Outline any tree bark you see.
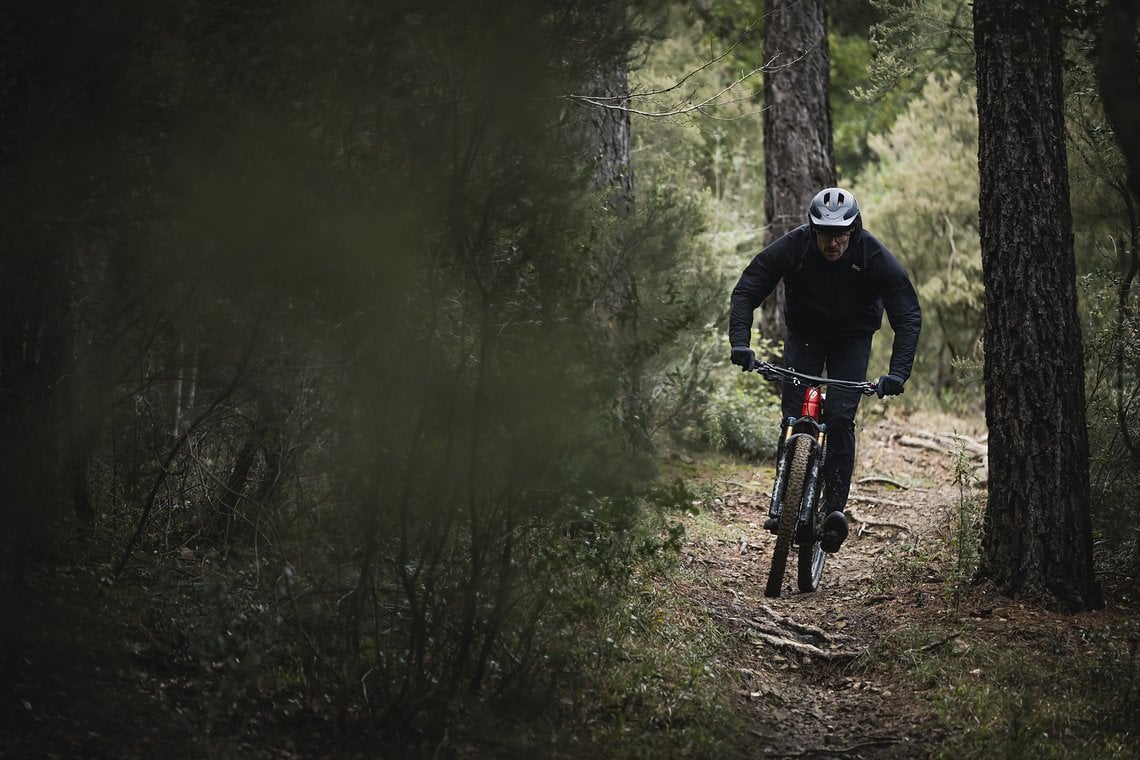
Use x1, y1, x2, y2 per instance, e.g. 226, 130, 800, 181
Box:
580, 56, 650, 441
974, 0, 1102, 610
585, 64, 635, 212
759, 0, 835, 343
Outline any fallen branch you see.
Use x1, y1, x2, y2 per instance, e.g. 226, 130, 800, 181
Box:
846, 507, 911, 533
899, 431, 987, 458
906, 633, 961, 654
856, 476, 911, 489
846, 494, 911, 510
898, 435, 955, 455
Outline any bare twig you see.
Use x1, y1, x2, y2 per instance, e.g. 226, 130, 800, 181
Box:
565, 24, 819, 119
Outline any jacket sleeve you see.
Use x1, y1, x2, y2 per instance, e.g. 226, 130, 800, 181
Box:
728, 242, 790, 347
877, 252, 922, 381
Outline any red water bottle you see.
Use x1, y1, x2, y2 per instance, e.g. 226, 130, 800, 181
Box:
801, 387, 822, 420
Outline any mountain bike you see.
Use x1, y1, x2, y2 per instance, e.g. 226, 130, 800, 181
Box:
751, 361, 877, 598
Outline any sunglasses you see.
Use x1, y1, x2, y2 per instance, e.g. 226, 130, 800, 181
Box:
815, 229, 852, 242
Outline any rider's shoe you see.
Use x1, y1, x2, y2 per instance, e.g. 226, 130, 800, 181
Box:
763, 516, 779, 532
821, 510, 849, 553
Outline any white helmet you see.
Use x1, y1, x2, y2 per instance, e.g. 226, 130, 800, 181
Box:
808, 187, 860, 232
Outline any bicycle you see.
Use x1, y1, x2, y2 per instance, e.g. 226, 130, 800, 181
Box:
751, 361, 878, 598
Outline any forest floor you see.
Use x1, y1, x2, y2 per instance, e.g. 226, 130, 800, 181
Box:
3, 409, 1138, 759
661, 407, 1140, 759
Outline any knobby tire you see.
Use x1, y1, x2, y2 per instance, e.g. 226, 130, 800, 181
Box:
797, 519, 825, 592
766, 435, 812, 598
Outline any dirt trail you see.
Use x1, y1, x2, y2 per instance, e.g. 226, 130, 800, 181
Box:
679, 411, 987, 758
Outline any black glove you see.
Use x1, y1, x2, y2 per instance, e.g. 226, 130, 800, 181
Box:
876, 374, 905, 398
730, 345, 756, 372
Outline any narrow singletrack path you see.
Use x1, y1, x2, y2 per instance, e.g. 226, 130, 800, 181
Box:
676, 410, 986, 758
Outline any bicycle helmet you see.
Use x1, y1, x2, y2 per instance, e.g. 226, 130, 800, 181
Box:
808, 187, 860, 232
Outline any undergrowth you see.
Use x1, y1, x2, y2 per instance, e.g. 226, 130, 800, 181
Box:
864, 611, 1140, 759
864, 450, 1140, 760
554, 566, 752, 759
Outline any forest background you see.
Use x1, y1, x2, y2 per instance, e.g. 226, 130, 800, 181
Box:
0, 0, 1137, 757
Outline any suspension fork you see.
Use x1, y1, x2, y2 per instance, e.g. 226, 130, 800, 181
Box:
797, 427, 827, 542
769, 421, 829, 537
767, 418, 796, 519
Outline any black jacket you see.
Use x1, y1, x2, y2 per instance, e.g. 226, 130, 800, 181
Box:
729, 224, 922, 380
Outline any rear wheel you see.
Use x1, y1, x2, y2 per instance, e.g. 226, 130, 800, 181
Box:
765, 436, 812, 598
797, 479, 827, 592
797, 531, 825, 592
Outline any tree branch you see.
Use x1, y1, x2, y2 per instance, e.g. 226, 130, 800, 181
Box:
564, 16, 818, 119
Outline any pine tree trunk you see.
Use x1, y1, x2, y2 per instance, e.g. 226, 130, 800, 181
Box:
581, 59, 649, 441
760, 0, 835, 343
974, 0, 1102, 610
585, 64, 634, 212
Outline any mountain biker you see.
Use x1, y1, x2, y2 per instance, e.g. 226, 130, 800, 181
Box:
728, 187, 921, 553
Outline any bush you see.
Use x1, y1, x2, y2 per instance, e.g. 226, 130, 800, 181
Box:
702, 350, 782, 460
1080, 269, 1140, 569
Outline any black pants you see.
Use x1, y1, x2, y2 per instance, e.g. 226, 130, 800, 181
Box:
781, 332, 874, 515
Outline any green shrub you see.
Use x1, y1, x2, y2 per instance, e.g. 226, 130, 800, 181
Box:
1080, 269, 1140, 569
703, 355, 781, 460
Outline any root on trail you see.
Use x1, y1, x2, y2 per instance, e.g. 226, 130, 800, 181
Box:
713, 606, 863, 663
845, 506, 912, 534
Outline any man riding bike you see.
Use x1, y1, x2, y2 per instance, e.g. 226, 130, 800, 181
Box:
728, 187, 922, 553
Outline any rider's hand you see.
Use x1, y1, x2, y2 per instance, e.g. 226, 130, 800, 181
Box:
730, 345, 756, 372
876, 374, 905, 398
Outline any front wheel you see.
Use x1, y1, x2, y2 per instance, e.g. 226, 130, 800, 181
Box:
765, 435, 812, 598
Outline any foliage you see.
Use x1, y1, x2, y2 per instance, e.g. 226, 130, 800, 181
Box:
1081, 268, 1140, 566
628, 2, 788, 457
852, 71, 982, 394
552, 563, 753, 759
948, 441, 982, 608
0, 0, 727, 750
857, 0, 975, 102
630, 2, 767, 257
830, 30, 911, 179
1063, 21, 1140, 568
867, 616, 1140, 760
702, 352, 783, 460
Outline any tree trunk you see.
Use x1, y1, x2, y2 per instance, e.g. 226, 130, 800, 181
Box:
581, 58, 650, 441
212, 435, 260, 539
974, 0, 1102, 610
585, 64, 634, 213
1097, 0, 1140, 200
760, 0, 835, 343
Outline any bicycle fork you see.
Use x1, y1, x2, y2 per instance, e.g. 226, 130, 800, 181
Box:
767, 419, 828, 544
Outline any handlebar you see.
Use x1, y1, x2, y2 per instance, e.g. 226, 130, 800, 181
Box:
750, 361, 878, 396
